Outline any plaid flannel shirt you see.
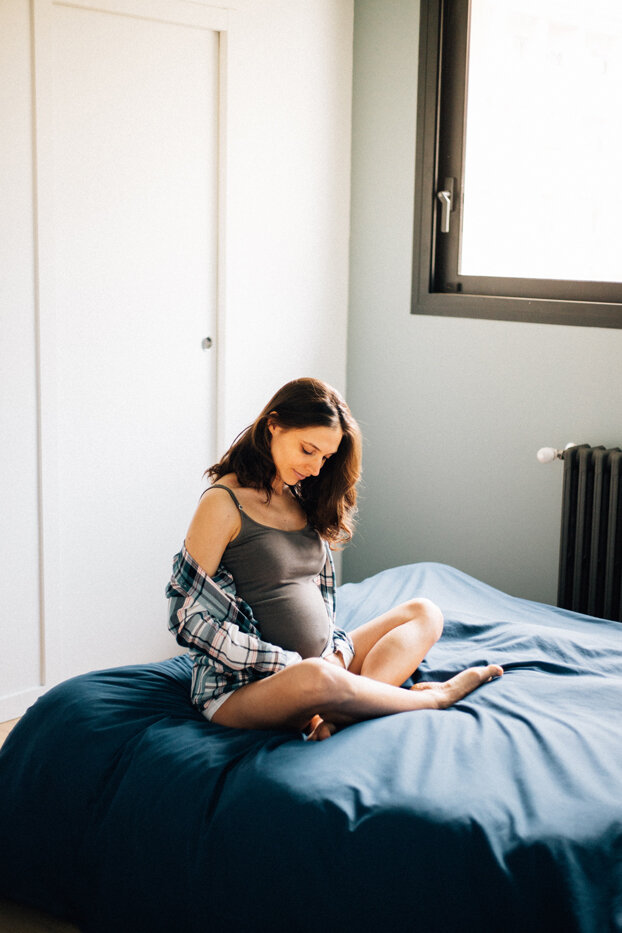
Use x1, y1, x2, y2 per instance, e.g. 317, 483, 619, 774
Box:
166, 542, 355, 711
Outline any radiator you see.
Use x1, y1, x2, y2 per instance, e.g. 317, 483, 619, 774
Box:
558, 444, 622, 622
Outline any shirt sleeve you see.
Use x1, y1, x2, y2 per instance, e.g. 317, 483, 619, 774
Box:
317, 541, 336, 623
331, 627, 355, 670
167, 548, 302, 677
316, 542, 355, 669
174, 594, 302, 675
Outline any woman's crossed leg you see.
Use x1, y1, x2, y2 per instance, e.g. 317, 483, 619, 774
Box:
211, 598, 503, 739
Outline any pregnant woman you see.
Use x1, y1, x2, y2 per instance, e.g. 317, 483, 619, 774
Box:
167, 377, 502, 740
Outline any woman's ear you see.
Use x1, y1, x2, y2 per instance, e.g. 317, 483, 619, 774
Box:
267, 412, 279, 436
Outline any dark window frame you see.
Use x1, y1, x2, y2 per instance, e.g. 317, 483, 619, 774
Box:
412, 0, 622, 329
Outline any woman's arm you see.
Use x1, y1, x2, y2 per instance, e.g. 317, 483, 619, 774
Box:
171, 573, 302, 674
167, 488, 303, 677
184, 486, 240, 576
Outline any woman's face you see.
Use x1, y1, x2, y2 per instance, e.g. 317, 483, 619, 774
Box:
268, 422, 343, 487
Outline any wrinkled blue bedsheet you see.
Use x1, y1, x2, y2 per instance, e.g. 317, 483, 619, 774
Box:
1, 563, 621, 933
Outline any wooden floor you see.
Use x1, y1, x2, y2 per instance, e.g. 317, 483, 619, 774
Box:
0, 899, 81, 933
0, 720, 81, 933
0, 719, 19, 749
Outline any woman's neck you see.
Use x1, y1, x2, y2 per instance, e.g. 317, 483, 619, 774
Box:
270, 476, 289, 497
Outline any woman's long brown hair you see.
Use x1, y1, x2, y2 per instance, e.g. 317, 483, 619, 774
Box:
206, 378, 362, 545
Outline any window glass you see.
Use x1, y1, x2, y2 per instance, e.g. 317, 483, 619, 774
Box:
460, 0, 622, 283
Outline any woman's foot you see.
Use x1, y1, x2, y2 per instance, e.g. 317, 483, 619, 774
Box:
411, 664, 503, 709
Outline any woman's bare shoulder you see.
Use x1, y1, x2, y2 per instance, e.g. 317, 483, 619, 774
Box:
208, 472, 240, 490
211, 474, 270, 509
192, 480, 243, 527
185, 479, 242, 575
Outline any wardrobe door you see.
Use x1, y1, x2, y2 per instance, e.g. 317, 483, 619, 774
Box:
34, 0, 223, 682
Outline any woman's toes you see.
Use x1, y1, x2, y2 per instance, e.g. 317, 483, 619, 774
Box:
438, 665, 503, 706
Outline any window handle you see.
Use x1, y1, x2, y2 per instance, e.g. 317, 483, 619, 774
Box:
436, 189, 452, 233
436, 177, 455, 234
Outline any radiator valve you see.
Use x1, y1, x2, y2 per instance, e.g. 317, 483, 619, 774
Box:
537, 443, 577, 463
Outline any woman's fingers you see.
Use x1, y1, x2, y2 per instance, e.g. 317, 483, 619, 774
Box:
306, 717, 338, 741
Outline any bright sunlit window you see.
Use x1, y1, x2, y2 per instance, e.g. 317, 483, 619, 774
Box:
412, 0, 622, 327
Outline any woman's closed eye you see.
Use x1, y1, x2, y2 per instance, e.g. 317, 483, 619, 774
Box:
303, 447, 327, 461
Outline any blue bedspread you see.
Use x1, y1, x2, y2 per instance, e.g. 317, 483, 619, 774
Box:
1, 563, 621, 933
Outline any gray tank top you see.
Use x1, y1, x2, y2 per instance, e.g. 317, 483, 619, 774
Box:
210, 485, 330, 658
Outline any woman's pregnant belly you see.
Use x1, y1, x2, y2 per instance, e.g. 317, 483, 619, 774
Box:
251, 581, 330, 658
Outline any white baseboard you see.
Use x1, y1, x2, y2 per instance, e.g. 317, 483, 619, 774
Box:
0, 686, 47, 723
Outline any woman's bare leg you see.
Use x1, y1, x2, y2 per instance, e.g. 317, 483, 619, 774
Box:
348, 598, 444, 685
211, 656, 503, 733
303, 598, 444, 739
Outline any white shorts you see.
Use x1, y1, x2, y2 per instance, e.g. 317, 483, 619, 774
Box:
200, 687, 238, 722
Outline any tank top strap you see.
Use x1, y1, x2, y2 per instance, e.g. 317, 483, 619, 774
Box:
205, 483, 244, 511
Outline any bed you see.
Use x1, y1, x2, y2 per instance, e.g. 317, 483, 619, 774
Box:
1, 561, 621, 933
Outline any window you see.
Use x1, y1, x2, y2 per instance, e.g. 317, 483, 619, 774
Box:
412, 0, 622, 327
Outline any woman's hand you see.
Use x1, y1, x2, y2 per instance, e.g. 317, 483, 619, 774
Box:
305, 715, 338, 741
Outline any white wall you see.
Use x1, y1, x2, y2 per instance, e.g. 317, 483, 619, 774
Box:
0, 0, 353, 710
1, 0, 353, 463
344, 0, 622, 604
221, 0, 353, 443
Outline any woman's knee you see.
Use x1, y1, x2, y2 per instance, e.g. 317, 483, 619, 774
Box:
296, 657, 350, 707
404, 597, 444, 641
